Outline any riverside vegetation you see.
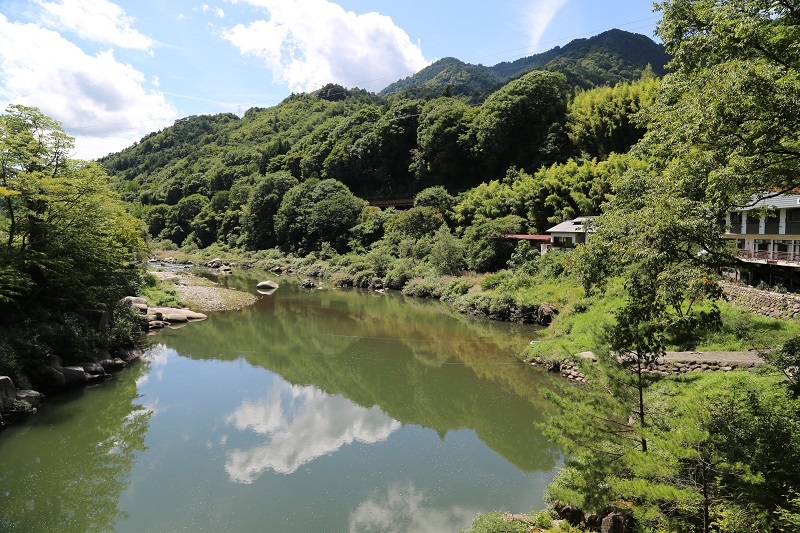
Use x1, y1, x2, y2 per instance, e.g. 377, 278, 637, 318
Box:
3, 3, 800, 531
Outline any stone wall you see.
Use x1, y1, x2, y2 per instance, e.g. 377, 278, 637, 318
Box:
543, 358, 759, 383
723, 282, 800, 320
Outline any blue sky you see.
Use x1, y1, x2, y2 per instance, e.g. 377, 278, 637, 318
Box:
0, 0, 660, 159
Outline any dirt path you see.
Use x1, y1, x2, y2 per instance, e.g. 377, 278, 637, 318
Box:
662, 350, 765, 365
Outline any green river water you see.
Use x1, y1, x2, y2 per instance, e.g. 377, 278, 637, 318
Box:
0, 274, 563, 532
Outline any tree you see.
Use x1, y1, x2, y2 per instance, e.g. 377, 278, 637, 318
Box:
462, 215, 524, 272
241, 171, 298, 250
429, 225, 464, 275
645, 0, 800, 209
567, 74, 660, 159
469, 70, 569, 177
413, 186, 455, 217
0, 106, 145, 379
274, 178, 366, 254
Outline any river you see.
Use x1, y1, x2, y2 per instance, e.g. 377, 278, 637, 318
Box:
0, 275, 563, 532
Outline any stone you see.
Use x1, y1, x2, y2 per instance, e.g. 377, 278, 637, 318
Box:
99, 359, 126, 372
537, 302, 557, 325
257, 280, 280, 290
0, 376, 18, 410
301, 279, 316, 289
35, 364, 66, 389
165, 313, 189, 323
59, 366, 88, 386
553, 502, 584, 526
16, 389, 44, 408
207, 258, 223, 268
601, 511, 635, 533
81, 362, 106, 376
585, 513, 603, 531
115, 348, 142, 362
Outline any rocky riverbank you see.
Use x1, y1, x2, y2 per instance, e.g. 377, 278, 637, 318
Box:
530, 350, 764, 383
150, 269, 257, 311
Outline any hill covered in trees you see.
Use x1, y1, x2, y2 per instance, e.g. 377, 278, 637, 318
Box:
99, 29, 662, 253
381, 29, 669, 103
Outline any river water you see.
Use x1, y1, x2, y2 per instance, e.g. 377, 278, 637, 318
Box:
0, 275, 562, 532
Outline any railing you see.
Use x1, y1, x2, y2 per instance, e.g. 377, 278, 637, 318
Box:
737, 250, 800, 263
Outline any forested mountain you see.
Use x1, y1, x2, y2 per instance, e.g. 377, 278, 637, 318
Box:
381, 29, 668, 103
99, 29, 662, 252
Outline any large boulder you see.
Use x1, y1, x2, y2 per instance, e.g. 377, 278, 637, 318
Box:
148, 307, 207, 322
59, 366, 88, 387
553, 502, 584, 527
537, 302, 557, 325
207, 258, 223, 268
0, 376, 18, 410
16, 389, 44, 408
81, 362, 106, 376
257, 280, 280, 290
99, 358, 126, 372
120, 296, 149, 313
601, 512, 635, 533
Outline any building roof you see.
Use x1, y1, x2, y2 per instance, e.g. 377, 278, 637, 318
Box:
740, 194, 800, 210
546, 216, 595, 234
500, 234, 552, 242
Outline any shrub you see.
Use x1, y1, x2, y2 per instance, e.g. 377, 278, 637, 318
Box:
441, 278, 474, 302
462, 511, 533, 533
385, 258, 417, 289
402, 277, 446, 299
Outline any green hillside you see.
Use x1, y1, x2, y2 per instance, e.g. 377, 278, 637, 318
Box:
99, 29, 663, 251
381, 29, 668, 103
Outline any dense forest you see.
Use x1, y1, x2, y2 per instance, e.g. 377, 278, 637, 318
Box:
100, 29, 664, 254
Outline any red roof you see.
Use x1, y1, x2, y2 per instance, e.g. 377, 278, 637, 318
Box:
500, 234, 552, 242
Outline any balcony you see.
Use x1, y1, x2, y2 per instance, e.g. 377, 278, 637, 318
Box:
737, 249, 800, 265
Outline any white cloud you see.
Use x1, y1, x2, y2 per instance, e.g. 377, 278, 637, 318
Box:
202, 4, 210, 13
524, 0, 570, 48
221, 0, 429, 92
348, 483, 480, 533
215, 7, 225, 18
0, 14, 176, 159
225, 383, 400, 483
36, 0, 154, 51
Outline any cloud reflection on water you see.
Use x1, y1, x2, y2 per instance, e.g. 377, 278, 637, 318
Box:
349, 482, 480, 533
225, 382, 400, 483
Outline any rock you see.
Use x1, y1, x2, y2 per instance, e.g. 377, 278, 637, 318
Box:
0, 376, 18, 410
207, 258, 223, 268
553, 502, 584, 526
218, 265, 232, 274
16, 389, 44, 408
81, 362, 106, 376
601, 511, 635, 533
585, 513, 603, 531
99, 359, 126, 372
537, 302, 557, 325
257, 280, 280, 290
34, 364, 66, 389
180, 309, 207, 320
301, 279, 315, 289
59, 366, 88, 386
165, 313, 189, 323
115, 348, 142, 362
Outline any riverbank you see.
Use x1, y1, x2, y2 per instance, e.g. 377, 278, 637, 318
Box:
149, 270, 257, 311
0, 265, 260, 429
